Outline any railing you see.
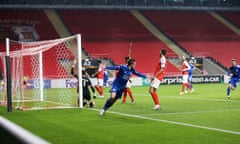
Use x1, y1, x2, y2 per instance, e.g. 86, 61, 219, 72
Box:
0, 0, 239, 11
192, 52, 211, 58
90, 53, 110, 59
0, 0, 239, 7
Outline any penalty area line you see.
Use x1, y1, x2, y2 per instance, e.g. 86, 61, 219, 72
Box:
90, 108, 240, 135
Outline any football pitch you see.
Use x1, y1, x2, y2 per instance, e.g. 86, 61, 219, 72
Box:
1, 83, 240, 144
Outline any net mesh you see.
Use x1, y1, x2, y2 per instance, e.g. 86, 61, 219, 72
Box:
0, 35, 81, 110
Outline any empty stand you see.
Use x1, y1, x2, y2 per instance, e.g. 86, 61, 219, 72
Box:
0, 9, 64, 78
220, 11, 240, 27
0, 9, 59, 41
143, 11, 240, 68
58, 10, 180, 74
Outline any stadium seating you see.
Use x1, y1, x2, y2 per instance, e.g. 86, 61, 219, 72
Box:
0, 9, 59, 41
220, 11, 240, 27
143, 11, 240, 68
58, 10, 180, 74
0, 9, 63, 78
0, 9, 181, 77
2, 10, 240, 76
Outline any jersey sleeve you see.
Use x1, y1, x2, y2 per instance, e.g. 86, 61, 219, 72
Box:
160, 57, 166, 68
106, 65, 120, 70
183, 61, 191, 70
132, 69, 146, 78
228, 66, 233, 76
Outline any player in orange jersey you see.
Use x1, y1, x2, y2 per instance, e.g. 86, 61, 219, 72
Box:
149, 49, 167, 110
92, 60, 105, 98
179, 56, 193, 95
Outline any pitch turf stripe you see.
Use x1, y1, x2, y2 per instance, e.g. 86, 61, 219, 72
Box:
92, 109, 240, 135
0, 116, 50, 144
134, 93, 240, 103
142, 109, 240, 116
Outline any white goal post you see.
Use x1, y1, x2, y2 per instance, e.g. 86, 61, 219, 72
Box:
1, 34, 83, 110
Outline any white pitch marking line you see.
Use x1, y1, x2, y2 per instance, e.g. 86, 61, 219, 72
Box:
142, 109, 240, 116
134, 93, 240, 103
92, 108, 240, 135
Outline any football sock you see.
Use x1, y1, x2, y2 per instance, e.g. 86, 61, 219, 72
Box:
227, 87, 230, 96
99, 86, 104, 95
103, 98, 116, 111
95, 86, 101, 95
122, 89, 127, 102
95, 86, 104, 96
182, 83, 191, 92
181, 84, 185, 92
150, 92, 159, 105
190, 83, 193, 89
186, 83, 192, 90
127, 88, 134, 101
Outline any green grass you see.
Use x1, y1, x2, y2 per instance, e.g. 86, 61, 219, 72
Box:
1, 83, 240, 144
0, 88, 79, 109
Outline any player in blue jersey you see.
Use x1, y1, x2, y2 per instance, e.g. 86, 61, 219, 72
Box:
227, 59, 240, 99
103, 69, 108, 87
99, 58, 149, 115
185, 57, 195, 93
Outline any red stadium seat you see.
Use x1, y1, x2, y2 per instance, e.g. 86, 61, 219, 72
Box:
143, 11, 240, 68
58, 10, 180, 74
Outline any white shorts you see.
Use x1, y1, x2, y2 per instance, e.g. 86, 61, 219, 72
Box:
150, 78, 161, 89
97, 79, 104, 86
126, 80, 132, 88
90, 78, 97, 86
182, 75, 189, 83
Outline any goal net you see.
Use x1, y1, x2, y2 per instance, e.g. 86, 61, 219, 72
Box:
0, 34, 83, 110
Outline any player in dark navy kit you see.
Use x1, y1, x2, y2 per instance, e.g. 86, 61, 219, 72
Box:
82, 71, 96, 107
227, 59, 240, 100
71, 62, 96, 107
99, 58, 149, 115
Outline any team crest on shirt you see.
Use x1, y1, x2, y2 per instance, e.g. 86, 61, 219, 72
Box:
122, 74, 129, 80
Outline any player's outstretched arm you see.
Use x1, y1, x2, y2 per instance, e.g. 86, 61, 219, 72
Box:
105, 65, 120, 71
132, 70, 147, 79
146, 73, 153, 79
